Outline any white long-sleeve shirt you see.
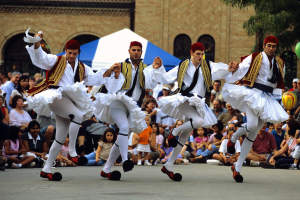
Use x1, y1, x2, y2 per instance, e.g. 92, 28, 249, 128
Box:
26, 45, 105, 86
153, 60, 207, 97
116, 59, 166, 102
211, 52, 284, 89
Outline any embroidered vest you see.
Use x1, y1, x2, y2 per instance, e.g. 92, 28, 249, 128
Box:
120, 59, 147, 90
28, 56, 85, 96
177, 59, 212, 92
239, 52, 284, 89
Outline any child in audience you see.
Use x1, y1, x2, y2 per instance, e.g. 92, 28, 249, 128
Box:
137, 116, 152, 165
84, 128, 116, 166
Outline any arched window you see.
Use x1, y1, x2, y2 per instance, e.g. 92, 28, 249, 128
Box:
71, 34, 99, 46
173, 34, 191, 60
2, 32, 48, 74
281, 51, 297, 88
198, 34, 215, 61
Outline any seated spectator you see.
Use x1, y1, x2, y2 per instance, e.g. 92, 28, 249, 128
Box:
0, 95, 9, 151
211, 80, 223, 102
142, 99, 157, 124
268, 121, 300, 169
156, 108, 176, 135
84, 128, 116, 166
0, 95, 9, 125
161, 137, 173, 164
77, 116, 107, 155
218, 103, 243, 127
193, 127, 209, 148
128, 131, 139, 164
271, 122, 286, 150
149, 123, 160, 165
56, 137, 76, 167
9, 75, 29, 106
9, 95, 32, 131
0, 71, 20, 111
137, 116, 152, 166
246, 124, 277, 166
156, 124, 165, 162
212, 125, 241, 165
28, 76, 36, 90
22, 120, 48, 167
190, 121, 224, 163
288, 78, 298, 91
2, 126, 35, 168
212, 99, 225, 118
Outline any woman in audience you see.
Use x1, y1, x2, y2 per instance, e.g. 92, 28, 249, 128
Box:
9, 95, 32, 131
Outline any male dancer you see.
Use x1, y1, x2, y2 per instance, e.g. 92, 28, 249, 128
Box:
211, 35, 289, 182
98, 41, 165, 180
25, 30, 117, 181
155, 42, 217, 181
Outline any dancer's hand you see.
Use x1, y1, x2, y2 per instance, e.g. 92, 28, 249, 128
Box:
152, 57, 162, 69
103, 63, 120, 78
228, 61, 239, 72
34, 31, 43, 49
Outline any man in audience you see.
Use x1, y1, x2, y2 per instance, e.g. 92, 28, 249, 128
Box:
0, 71, 21, 111
246, 124, 277, 166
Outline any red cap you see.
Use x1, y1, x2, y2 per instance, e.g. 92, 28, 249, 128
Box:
130, 41, 142, 48
264, 35, 279, 45
65, 39, 80, 50
191, 42, 205, 52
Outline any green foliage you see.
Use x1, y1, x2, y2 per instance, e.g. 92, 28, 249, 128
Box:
221, 0, 300, 53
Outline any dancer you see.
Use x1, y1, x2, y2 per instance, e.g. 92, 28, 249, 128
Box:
211, 35, 289, 183
94, 41, 165, 180
154, 42, 217, 181
25, 30, 117, 181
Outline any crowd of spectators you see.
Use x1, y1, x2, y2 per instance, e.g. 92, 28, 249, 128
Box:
0, 70, 299, 172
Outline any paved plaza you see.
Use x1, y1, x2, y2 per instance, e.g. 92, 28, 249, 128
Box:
0, 164, 299, 200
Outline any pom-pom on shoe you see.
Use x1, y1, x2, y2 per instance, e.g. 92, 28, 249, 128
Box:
231, 165, 243, 183
122, 160, 134, 172
100, 170, 121, 181
161, 166, 182, 182
167, 133, 178, 148
40, 171, 62, 181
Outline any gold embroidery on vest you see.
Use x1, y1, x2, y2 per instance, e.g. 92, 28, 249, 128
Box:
275, 56, 284, 78
201, 59, 212, 91
177, 59, 190, 90
241, 53, 263, 87
121, 61, 146, 90
177, 59, 211, 91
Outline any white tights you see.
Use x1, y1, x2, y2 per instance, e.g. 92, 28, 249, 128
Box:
165, 103, 204, 171
42, 96, 84, 173
234, 107, 264, 172
103, 100, 129, 173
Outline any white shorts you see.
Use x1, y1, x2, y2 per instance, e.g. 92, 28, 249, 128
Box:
136, 144, 151, 153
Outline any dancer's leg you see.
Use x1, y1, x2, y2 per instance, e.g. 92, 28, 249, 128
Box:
235, 108, 265, 172
164, 130, 190, 171
48, 97, 85, 158
172, 103, 204, 136
42, 115, 69, 173
102, 100, 129, 173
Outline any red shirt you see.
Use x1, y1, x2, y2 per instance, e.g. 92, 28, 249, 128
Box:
252, 131, 277, 154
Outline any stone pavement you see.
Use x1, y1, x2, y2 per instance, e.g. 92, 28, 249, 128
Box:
0, 164, 299, 200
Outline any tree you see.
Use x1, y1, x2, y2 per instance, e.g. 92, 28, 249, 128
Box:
221, 0, 300, 53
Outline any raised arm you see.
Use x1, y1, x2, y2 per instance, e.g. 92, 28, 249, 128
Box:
25, 31, 57, 70
144, 57, 178, 89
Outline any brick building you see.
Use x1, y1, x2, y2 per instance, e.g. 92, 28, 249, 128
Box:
0, 0, 271, 75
